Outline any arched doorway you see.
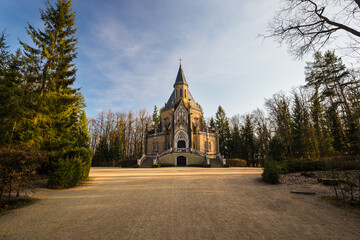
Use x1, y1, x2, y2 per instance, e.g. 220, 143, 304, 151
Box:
174, 130, 189, 149
178, 140, 186, 148
177, 156, 186, 166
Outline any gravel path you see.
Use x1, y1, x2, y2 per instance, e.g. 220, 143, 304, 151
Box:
0, 167, 359, 240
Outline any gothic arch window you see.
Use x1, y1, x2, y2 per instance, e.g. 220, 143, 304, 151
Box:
209, 142, 211, 151
180, 89, 183, 97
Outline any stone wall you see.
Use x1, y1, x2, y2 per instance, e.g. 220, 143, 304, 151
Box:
159, 153, 205, 166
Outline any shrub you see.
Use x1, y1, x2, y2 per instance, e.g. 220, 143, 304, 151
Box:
223, 164, 230, 168
47, 157, 82, 188
262, 160, 281, 184
282, 159, 327, 173
120, 160, 137, 168
226, 159, 247, 167
152, 164, 160, 168
64, 147, 93, 180
133, 164, 140, 168
0, 145, 45, 201
203, 164, 211, 168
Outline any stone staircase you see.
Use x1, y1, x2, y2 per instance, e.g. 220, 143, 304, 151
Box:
140, 157, 154, 168
210, 157, 223, 168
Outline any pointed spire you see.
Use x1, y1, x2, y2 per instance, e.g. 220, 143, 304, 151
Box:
174, 61, 188, 86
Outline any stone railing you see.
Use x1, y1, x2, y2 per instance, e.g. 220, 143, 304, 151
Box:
190, 148, 206, 157
216, 154, 226, 166
159, 148, 173, 158
137, 155, 146, 166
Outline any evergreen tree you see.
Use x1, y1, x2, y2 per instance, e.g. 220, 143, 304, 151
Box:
229, 123, 242, 158
152, 105, 160, 127
305, 51, 349, 153
291, 92, 312, 158
268, 136, 285, 162
241, 115, 256, 166
18, 0, 84, 155
215, 106, 231, 157
0, 32, 24, 147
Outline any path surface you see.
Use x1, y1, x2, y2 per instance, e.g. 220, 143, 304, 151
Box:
0, 167, 359, 240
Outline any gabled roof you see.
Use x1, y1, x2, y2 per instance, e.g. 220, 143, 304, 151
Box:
174, 64, 188, 86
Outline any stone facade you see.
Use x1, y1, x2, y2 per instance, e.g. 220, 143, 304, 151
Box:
142, 64, 221, 167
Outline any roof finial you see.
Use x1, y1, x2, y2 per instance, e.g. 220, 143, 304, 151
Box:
179, 58, 182, 67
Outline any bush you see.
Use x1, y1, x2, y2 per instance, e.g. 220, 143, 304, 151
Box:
203, 164, 211, 168
133, 164, 139, 168
226, 159, 247, 167
64, 147, 93, 180
47, 157, 83, 188
0, 145, 45, 201
282, 159, 327, 173
262, 160, 281, 184
152, 164, 160, 168
223, 164, 230, 168
119, 159, 137, 168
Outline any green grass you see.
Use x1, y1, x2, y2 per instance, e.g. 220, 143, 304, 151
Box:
0, 197, 36, 216
322, 196, 360, 215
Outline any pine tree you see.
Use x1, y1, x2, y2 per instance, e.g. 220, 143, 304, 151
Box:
305, 51, 350, 154
229, 123, 242, 158
152, 105, 160, 128
0, 32, 24, 147
291, 92, 312, 158
241, 115, 256, 166
19, 0, 82, 156
215, 106, 231, 157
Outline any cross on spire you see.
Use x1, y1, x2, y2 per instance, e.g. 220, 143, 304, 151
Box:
179, 58, 182, 66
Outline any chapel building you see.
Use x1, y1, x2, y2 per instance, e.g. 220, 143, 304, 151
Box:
138, 64, 225, 167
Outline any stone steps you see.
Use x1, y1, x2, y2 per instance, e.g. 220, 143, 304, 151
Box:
140, 157, 153, 168
210, 157, 223, 168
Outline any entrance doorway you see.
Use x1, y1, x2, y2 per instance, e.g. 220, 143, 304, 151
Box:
177, 156, 186, 166
177, 140, 186, 148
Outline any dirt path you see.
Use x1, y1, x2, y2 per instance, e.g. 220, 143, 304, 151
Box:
0, 167, 359, 240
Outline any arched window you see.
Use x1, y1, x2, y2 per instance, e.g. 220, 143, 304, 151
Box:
209, 142, 211, 151
185, 90, 187, 98
180, 89, 183, 97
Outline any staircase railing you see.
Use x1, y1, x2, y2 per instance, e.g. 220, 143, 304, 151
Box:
137, 155, 146, 166
216, 154, 226, 166
159, 148, 173, 158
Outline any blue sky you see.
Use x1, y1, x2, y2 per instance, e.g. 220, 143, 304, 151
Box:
1, 0, 312, 118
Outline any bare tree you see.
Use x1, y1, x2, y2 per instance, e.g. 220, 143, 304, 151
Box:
263, 0, 360, 58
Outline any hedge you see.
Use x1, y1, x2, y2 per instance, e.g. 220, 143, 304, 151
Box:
226, 159, 247, 167
47, 147, 93, 188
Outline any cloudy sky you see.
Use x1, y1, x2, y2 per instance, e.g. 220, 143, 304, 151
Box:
1, 0, 312, 118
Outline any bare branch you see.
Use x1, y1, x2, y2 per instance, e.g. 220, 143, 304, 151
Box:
263, 0, 360, 58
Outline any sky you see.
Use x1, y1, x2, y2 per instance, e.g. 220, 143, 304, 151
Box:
0, 0, 313, 119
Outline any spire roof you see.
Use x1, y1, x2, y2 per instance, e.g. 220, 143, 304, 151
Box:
174, 64, 188, 86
